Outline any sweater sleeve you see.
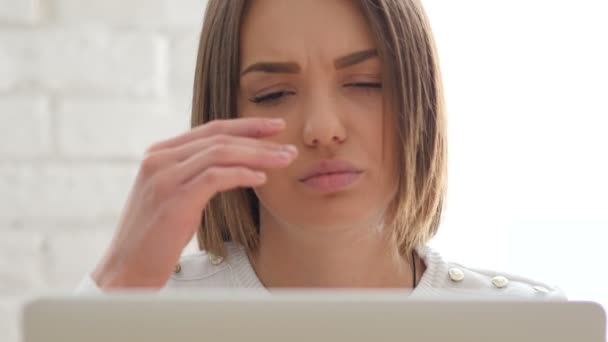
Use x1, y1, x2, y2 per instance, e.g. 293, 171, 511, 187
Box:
74, 274, 105, 295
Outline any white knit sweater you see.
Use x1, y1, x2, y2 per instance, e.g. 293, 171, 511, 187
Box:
77, 242, 565, 299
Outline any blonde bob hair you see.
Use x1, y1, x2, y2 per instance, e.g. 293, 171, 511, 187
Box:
192, 0, 447, 259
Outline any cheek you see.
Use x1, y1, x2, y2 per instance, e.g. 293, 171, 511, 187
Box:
353, 109, 389, 154
355, 93, 383, 111
251, 172, 295, 217
236, 95, 252, 118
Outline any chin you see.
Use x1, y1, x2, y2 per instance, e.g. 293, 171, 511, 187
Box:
291, 203, 386, 230
258, 184, 394, 231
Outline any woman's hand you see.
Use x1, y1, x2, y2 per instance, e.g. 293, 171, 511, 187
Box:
91, 118, 297, 289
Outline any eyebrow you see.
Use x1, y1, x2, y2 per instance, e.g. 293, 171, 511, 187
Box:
240, 48, 378, 77
334, 48, 378, 69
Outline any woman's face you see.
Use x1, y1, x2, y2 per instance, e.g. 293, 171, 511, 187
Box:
238, 0, 398, 232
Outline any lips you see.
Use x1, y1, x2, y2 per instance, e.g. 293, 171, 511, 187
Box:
299, 159, 363, 182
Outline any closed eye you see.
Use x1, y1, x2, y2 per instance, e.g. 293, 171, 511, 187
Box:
249, 90, 295, 104
345, 82, 382, 89
249, 82, 381, 105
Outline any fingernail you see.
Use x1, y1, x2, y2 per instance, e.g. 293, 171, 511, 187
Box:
276, 151, 292, 161
255, 172, 267, 182
282, 144, 298, 154
268, 119, 285, 128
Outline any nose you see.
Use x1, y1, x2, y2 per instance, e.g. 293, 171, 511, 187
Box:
302, 94, 347, 148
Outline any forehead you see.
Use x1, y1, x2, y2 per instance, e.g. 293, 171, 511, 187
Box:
239, 0, 377, 64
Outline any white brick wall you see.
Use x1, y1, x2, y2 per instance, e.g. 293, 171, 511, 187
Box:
0, 95, 52, 158
53, 0, 205, 29
0, 30, 168, 95
0, 1, 207, 340
56, 99, 188, 158
0, 0, 41, 24
0, 163, 137, 220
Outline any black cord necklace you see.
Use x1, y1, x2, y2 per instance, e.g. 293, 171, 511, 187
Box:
411, 250, 417, 288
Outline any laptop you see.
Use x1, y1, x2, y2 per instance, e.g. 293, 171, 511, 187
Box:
22, 290, 606, 342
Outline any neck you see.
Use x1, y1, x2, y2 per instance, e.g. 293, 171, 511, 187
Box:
250, 210, 418, 288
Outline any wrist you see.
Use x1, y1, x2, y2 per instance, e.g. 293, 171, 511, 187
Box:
92, 255, 167, 289
91, 256, 130, 289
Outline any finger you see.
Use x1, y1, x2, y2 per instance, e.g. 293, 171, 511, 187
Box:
170, 134, 294, 163
148, 118, 286, 152
175, 143, 297, 185
139, 134, 297, 179
181, 166, 267, 206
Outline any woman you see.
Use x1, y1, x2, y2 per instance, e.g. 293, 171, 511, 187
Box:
78, 0, 563, 298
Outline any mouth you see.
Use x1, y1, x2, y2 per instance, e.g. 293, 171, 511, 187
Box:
299, 171, 363, 194
299, 159, 362, 180
298, 159, 364, 193
300, 170, 362, 181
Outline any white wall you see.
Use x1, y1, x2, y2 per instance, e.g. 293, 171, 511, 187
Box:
0, 1, 205, 340
1, 0, 606, 341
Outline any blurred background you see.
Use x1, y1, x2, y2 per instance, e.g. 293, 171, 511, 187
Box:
0, 0, 606, 341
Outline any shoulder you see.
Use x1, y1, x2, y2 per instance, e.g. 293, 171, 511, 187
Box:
416, 247, 567, 300
444, 262, 567, 300
164, 242, 259, 290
